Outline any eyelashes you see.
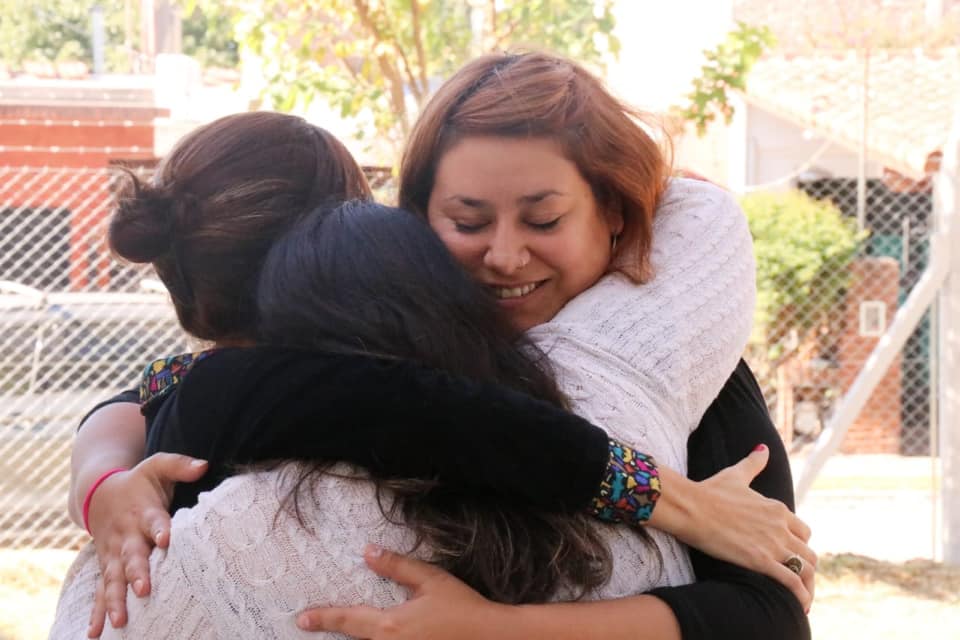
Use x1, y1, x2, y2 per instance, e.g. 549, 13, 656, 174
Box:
453, 217, 563, 234
528, 218, 560, 231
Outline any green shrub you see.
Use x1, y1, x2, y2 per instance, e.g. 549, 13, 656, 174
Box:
741, 189, 867, 359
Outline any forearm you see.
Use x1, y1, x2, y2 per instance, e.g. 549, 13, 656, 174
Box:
501, 595, 680, 640
68, 402, 146, 526
649, 566, 808, 640
177, 349, 612, 511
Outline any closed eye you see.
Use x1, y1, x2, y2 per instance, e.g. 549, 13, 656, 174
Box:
454, 221, 489, 233
527, 218, 561, 231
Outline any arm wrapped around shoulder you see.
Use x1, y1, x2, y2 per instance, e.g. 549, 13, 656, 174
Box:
532, 177, 756, 430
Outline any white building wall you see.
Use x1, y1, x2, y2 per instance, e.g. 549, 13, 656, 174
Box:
743, 105, 885, 189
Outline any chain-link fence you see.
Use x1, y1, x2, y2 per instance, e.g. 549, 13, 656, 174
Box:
0, 157, 398, 551
738, 177, 936, 457
727, 0, 952, 563
0, 163, 188, 549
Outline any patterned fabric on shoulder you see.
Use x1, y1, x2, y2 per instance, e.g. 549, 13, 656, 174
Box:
139, 350, 216, 412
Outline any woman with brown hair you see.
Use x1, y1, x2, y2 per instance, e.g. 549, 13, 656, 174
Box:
295, 51, 815, 638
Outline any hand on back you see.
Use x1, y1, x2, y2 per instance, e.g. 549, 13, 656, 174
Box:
84, 453, 207, 638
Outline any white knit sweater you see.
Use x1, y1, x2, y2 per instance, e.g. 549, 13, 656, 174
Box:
50, 178, 756, 640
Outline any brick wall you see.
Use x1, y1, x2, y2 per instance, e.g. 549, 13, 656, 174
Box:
836, 256, 904, 453
0, 102, 162, 290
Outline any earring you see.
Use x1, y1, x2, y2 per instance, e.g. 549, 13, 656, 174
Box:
611, 235, 619, 252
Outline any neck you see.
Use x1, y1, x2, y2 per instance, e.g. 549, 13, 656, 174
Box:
213, 337, 257, 349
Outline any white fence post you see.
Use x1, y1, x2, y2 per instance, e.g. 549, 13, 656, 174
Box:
936, 103, 960, 566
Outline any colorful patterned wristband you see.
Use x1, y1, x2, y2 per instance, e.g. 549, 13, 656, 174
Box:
589, 439, 661, 525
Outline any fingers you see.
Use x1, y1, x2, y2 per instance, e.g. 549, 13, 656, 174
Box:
788, 512, 813, 543
792, 543, 818, 609
799, 557, 816, 609
297, 604, 383, 636
770, 561, 812, 613
121, 536, 153, 597
145, 453, 208, 484
795, 541, 818, 572
737, 444, 771, 481
776, 543, 817, 613
102, 557, 129, 629
139, 506, 172, 550
88, 577, 107, 638
363, 545, 443, 590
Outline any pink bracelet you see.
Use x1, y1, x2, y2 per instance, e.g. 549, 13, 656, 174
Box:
82, 467, 128, 535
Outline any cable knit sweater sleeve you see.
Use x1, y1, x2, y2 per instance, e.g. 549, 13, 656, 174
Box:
528, 178, 756, 436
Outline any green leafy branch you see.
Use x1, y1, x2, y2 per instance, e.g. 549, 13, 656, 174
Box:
677, 22, 775, 136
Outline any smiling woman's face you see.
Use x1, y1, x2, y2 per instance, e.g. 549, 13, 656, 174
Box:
427, 135, 622, 332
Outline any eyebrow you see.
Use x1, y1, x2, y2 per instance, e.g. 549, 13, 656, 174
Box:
444, 195, 486, 208
518, 189, 565, 204
444, 190, 566, 208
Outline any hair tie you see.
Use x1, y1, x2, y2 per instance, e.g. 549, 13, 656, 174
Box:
451, 54, 520, 114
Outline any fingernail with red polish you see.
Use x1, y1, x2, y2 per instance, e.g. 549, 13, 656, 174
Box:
753, 444, 767, 452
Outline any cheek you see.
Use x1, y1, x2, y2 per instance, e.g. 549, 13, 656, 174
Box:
433, 228, 485, 271
548, 227, 610, 283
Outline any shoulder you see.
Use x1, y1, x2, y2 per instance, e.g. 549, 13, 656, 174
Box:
650, 178, 748, 251
657, 177, 740, 217
139, 349, 216, 411
141, 346, 351, 413
163, 467, 416, 622
170, 465, 414, 551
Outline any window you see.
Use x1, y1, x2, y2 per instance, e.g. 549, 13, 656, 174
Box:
859, 300, 887, 337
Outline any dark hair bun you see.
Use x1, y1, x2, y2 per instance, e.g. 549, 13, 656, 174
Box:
109, 171, 178, 263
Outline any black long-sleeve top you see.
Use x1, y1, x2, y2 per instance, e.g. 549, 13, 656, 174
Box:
80, 348, 809, 639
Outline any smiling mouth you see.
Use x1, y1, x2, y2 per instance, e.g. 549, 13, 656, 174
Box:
490, 281, 546, 300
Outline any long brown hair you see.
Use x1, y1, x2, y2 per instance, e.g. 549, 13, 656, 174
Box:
108, 111, 371, 342
400, 51, 671, 282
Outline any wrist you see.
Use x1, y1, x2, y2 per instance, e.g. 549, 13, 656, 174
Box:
507, 603, 552, 640
645, 465, 701, 543
589, 440, 662, 525
81, 467, 128, 534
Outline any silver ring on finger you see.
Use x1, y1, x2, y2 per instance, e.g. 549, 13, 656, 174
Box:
783, 554, 804, 575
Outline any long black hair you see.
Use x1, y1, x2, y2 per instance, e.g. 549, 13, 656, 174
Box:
256, 200, 614, 603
